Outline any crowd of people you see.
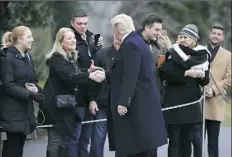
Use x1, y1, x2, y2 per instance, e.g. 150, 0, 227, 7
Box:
0, 10, 231, 157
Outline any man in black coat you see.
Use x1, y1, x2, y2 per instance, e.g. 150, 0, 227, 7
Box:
87, 36, 120, 157
68, 10, 104, 157
137, 14, 172, 105
107, 14, 167, 157
136, 13, 173, 157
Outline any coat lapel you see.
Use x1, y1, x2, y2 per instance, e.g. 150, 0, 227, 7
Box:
111, 32, 135, 68
211, 46, 222, 66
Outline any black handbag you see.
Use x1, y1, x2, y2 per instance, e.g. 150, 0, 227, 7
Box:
55, 94, 76, 109
49, 60, 81, 109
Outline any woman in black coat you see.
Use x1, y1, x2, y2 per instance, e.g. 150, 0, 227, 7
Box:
159, 24, 210, 157
37, 28, 104, 157
0, 26, 44, 157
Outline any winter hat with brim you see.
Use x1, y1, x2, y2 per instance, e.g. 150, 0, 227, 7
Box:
180, 24, 199, 42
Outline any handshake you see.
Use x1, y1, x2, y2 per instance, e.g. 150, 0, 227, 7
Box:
88, 60, 106, 83
89, 69, 106, 83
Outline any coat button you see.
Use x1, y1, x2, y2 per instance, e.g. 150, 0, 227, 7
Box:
187, 84, 190, 86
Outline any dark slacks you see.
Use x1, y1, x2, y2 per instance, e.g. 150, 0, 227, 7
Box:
47, 128, 69, 157
2, 132, 26, 157
205, 120, 221, 157
89, 109, 108, 157
192, 120, 221, 157
127, 149, 157, 157
78, 109, 93, 157
67, 107, 93, 157
192, 124, 203, 157
167, 124, 193, 157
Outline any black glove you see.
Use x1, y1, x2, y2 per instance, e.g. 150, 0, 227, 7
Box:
29, 92, 45, 103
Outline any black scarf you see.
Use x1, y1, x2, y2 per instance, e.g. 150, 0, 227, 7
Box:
167, 44, 209, 70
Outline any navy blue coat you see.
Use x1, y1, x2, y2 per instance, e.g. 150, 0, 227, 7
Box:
108, 32, 167, 156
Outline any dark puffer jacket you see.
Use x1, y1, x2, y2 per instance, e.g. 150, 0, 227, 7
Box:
0, 46, 41, 134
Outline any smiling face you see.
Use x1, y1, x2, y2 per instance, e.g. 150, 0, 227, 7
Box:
179, 35, 196, 48
19, 29, 34, 50
61, 30, 76, 52
144, 22, 162, 41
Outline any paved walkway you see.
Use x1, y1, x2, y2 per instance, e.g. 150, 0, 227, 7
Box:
23, 127, 231, 157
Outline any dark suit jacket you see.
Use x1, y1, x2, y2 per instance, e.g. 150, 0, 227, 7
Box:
107, 32, 167, 157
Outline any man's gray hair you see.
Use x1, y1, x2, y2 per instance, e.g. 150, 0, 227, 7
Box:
111, 14, 135, 34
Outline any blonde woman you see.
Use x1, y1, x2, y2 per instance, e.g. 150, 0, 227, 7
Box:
159, 24, 210, 157
37, 28, 104, 157
0, 26, 44, 157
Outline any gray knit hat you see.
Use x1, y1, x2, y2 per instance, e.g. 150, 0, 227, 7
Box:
180, 24, 199, 42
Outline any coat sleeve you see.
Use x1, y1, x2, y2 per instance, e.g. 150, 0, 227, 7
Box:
87, 52, 102, 102
118, 42, 141, 107
28, 54, 43, 92
0, 56, 30, 101
80, 68, 88, 72
159, 59, 185, 84
198, 70, 210, 86
211, 57, 231, 95
50, 56, 90, 84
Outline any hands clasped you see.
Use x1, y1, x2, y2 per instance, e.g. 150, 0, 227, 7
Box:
89, 70, 105, 83
25, 83, 38, 93
185, 69, 205, 78
205, 87, 214, 97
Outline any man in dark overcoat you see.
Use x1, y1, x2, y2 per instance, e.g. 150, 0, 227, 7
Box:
107, 14, 167, 157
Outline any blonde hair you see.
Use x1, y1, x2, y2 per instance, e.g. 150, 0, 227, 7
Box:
1, 26, 30, 48
46, 28, 78, 60
111, 14, 135, 34
188, 38, 197, 48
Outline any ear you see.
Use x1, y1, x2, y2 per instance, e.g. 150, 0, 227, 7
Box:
71, 20, 74, 27
144, 25, 149, 31
60, 40, 64, 46
222, 32, 225, 42
17, 37, 22, 45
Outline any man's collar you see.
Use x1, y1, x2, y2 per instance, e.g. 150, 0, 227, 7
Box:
70, 26, 93, 42
122, 32, 131, 42
82, 34, 87, 41
136, 29, 156, 45
208, 42, 220, 50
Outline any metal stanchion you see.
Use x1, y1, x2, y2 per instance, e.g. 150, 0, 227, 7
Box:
202, 87, 206, 157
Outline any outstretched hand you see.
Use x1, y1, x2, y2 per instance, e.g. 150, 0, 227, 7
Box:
89, 70, 106, 83
88, 60, 104, 72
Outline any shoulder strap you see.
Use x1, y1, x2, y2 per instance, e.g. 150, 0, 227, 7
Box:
71, 60, 81, 73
